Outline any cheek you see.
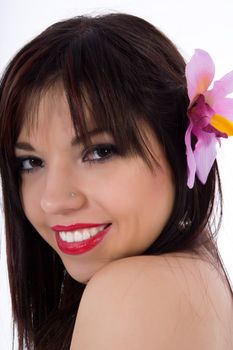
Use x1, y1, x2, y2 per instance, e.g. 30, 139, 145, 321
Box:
20, 179, 40, 223
130, 170, 174, 226
88, 161, 175, 227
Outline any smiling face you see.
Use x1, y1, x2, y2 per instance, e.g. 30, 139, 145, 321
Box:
15, 85, 175, 284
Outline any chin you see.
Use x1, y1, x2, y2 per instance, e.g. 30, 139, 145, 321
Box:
62, 259, 107, 285
65, 266, 90, 284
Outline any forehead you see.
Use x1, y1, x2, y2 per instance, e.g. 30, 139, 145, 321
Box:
17, 86, 69, 140
18, 83, 93, 141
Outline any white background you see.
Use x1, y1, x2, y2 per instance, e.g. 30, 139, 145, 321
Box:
0, 0, 233, 348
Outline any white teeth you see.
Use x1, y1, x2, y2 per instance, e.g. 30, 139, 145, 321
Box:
89, 227, 99, 237
74, 231, 82, 242
66, 232, 74, 243
82, 229, 91, 240
58, 225, 107, 243
60, 232, 66, 240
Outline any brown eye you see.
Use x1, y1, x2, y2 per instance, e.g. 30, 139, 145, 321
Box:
16, 157, 44, 172
82, 144, 118, 162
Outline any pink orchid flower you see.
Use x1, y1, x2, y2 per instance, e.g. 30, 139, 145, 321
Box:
185, 49, 233, 188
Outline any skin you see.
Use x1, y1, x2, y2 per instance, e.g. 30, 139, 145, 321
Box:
71, 254, 233, 349
15, 84, 175, 284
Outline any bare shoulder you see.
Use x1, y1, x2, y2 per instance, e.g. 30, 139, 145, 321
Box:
70, 254, 233, 350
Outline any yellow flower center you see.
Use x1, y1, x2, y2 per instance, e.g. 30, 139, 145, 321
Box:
210, 114, 233, 136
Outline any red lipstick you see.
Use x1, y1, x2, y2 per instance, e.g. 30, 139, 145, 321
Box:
52, 223, 106, 231
52, 223, 112, 255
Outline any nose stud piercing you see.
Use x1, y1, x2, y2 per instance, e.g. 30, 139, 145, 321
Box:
69, 192, 77, 197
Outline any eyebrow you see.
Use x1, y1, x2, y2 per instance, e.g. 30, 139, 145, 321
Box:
71, 128, 108, 146
15, 128, 109, 151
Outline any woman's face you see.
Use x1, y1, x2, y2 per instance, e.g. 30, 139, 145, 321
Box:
15, 86, 175, 284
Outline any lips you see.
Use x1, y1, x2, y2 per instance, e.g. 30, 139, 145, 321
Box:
52, 223, 112, 255
52, 223, 108, 231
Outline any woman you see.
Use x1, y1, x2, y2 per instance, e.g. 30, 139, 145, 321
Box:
0, 13, 233, 349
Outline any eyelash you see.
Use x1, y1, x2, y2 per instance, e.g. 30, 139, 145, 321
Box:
15, 156, 44, 174
83, 143, 118, 163
15, 143, 119, 173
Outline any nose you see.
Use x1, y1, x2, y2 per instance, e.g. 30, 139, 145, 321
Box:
40, 166, 87, 215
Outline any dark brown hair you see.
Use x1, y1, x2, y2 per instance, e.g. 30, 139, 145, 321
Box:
0, 13, 230, 349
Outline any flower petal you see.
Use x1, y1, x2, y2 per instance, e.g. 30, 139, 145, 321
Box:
192, 128, 217, 184
208, 70, 233, 99
185, 49, 215, 104
208, 97, 233, 120
185, 122, 196, 188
